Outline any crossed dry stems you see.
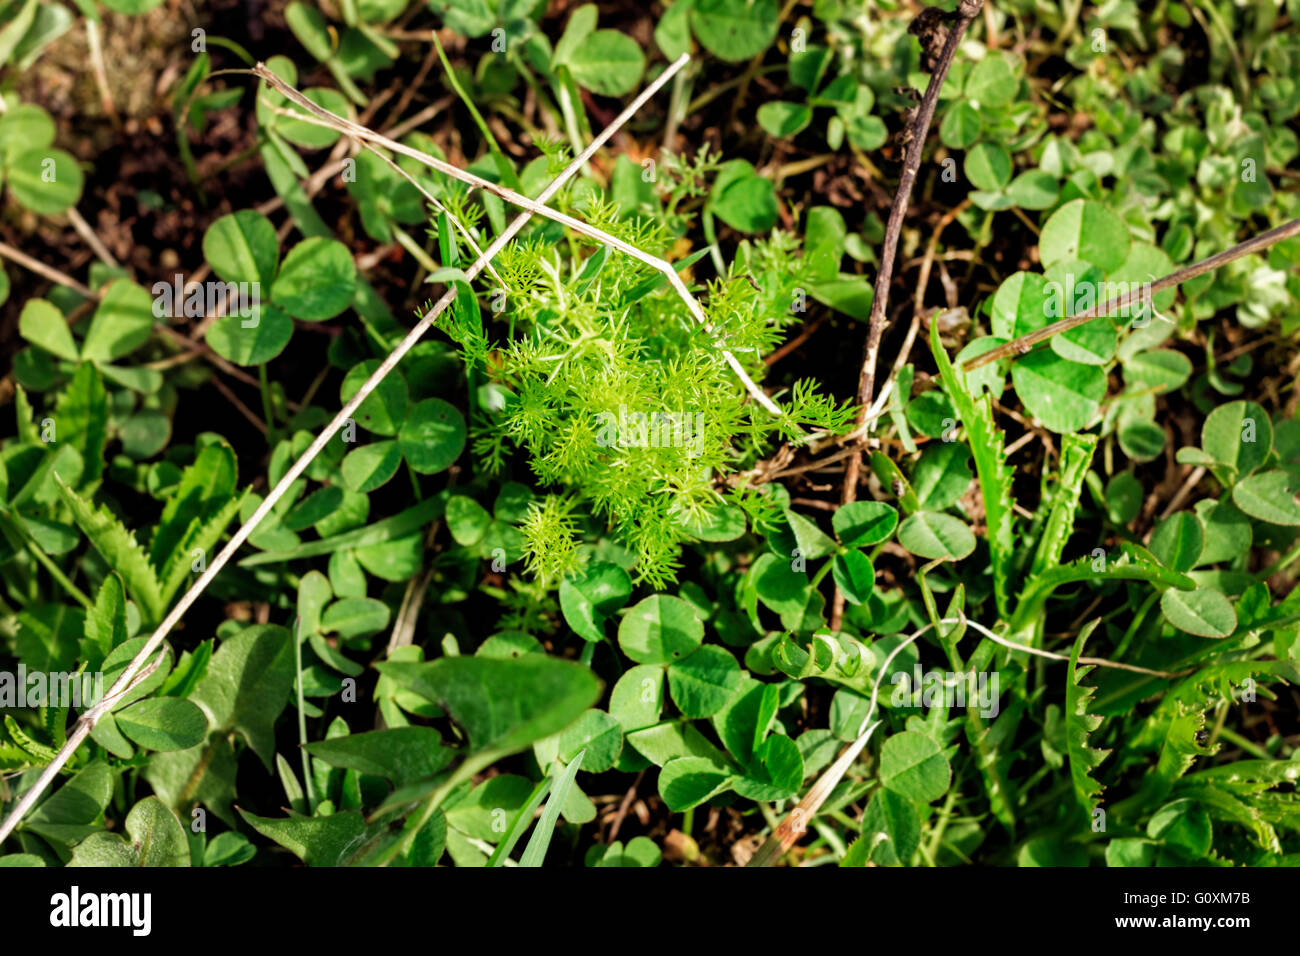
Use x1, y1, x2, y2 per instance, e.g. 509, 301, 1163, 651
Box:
0, 49, 707, 845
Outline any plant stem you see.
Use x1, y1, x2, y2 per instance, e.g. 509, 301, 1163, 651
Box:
964, 215, 1300, 372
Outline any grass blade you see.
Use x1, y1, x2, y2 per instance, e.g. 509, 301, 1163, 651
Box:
519, 750, 585, 868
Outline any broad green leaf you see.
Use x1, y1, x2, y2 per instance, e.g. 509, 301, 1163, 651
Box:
911, 442, 972, 512
9, 147, 83, 214
340, 360, 408, 436
14, 603, 83, 673
80, 280, 153, 363
897, 511, 976, 561
1123, 349, 1192, 393
757, 101, 812, 138
879, 730, 950, 804
191, 624, 295, 768
18, 298, 77, 360
205, 304, 293, 366
1231, 468, 1300, 525
832, 550, 875, 605
202, 209, 279, 287
554, 710, 623, 772
1202, 400, 1272, 476
566, 29, 645, 97
239, 808, 374, 866
832, 500, 899, 547
552, 3, 597, 67
658, 755, 733, 810
690, 0, 778, 62
560, 561, 631, 643
270, 237, 356, 320
304, 727, 454, 786
965, 51, 1016, 108
116, 697, 207, 751
734, 732, 803, 801
939, 100, 980, 149
709, 160, 777, 233
321, 597, 390, 640
1011, 351, 1104, 434
618, 594, 704, 664
1038, 198, 1130, 272
964, 141, 1012, 191
145, 735, 239, 826
859, 788, 921, 865
1195, 500, 1252, 565
69, 797, 190, 866
991, 271, 1049, 339
609, 665, 664, 733
1147, 798, 1212, 858
25, 761, 113, 846
668, 645, 742, 718
1149, 511, 1204, 572
445, 495, 492, 546
341, 441, 402, 492
374, 655, 601, 757
1104, 472, 1143, 524
1006, 169, 1058, 209
1160, 588, 1236, 638
398, 398, 466, 474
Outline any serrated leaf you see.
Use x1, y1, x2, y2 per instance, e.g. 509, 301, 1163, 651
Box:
158, 491, 246, 606
239, 808, 375, 866
930, 322, 1015, 614
1065, 621, 1110, 827
55, 474, 164, 624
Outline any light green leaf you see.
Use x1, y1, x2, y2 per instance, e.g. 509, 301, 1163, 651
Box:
1038, 198, 1130, 272
879, 730, 950, 804
116, 697, 208, 751
1160, 588, 1237, 638
618, 594, 704, 664
897, 511, 976, 561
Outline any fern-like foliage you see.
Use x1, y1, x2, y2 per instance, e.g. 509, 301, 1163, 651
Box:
435, 193, 853, 587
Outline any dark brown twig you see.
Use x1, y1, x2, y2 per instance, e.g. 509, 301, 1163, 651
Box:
962, 215, 1300, 372
852, 0, 985, 415
831, 0, 984, 630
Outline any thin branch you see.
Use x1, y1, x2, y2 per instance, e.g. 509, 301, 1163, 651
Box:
66, 208, 119, 269
963, 215, 1300, 372
852, 0, 984, 415
0, 241, 94, 297
254, 61, 785, 418
0, 51, 692, 847
832, 0, 984, 631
